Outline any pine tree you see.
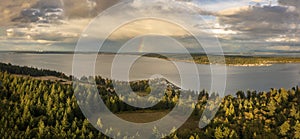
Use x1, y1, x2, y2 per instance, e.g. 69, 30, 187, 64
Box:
294, 121, 300, 139
25, 126, 31, 136
267, 99, 276, 116
279, 121, 290, 136
215, 127, 223, 139
189, 135, 195, 139
290, 104, 298, 118
38, 120, 45, 138
97, 118, 103, 129
88, 132, 94, 139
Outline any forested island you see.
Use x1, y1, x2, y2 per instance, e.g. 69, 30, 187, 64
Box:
143, 53, 300, 66
1, 62, 300, 138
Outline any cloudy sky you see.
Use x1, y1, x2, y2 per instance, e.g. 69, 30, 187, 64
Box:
0, 0, 299, 54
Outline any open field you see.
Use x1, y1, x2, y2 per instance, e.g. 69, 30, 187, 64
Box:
116, 110, 170, 123
12, 74, 72, 85
116, 110, 199, 130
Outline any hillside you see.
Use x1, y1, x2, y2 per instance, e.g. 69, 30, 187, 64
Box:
1, 63, 300, 138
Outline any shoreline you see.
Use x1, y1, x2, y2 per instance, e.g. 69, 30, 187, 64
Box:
1, 52, 300, 67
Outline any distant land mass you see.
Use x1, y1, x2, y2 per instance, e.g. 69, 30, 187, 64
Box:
1, 51, 300, 66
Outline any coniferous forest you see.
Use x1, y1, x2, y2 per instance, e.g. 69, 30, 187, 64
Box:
1, 62, 300, 138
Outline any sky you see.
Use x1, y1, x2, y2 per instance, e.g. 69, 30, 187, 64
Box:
0, 0, 299, 54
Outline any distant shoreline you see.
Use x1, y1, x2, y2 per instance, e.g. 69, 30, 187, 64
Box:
1, 50, 300, 56
1, 51, 300, 66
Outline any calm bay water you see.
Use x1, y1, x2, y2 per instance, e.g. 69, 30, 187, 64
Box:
0, 53, 299, 95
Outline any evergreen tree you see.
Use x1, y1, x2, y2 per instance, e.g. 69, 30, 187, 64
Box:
279, 121, 290, 136
294, 121, 300, 139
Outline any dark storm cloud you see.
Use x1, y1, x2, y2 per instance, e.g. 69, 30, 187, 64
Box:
218, 5, 299, 35
29, 0, 120, 18
63, 0, 120, 18
278, 0, 300, 11
34, 0, 210, 18
35, 0, 64, 8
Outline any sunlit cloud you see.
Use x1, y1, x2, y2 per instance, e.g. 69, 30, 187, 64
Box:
265, 35, 300, 43
0, 0, 299, 54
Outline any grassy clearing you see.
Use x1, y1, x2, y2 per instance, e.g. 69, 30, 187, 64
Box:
116, 110, 200, 130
